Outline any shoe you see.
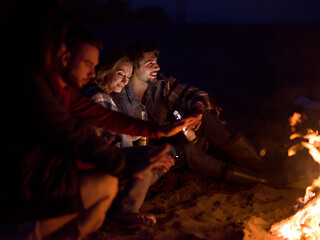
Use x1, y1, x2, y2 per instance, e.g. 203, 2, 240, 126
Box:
113, 213, 157, 226
223, 163, 269, 187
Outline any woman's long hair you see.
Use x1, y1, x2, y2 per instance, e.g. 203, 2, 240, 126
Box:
96, 50, 133, 88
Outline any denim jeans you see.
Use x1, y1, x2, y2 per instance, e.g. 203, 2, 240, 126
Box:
198, 111, 232, 147
151, 112, 232, 179
184, 143, 226, 179
185, 111, 233, 179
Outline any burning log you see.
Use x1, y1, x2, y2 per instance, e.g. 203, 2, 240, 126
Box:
270, 192, 320, 240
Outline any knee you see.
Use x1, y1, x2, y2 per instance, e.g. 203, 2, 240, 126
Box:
89, 173, 119, 203
100, 174, 118, 200
90, 175, 118, 223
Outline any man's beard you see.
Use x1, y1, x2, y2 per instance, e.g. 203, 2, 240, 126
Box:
66, 74, 89, 89
147, 73, 158, 84
147, 78, 157, 84
140, 77, 157, 84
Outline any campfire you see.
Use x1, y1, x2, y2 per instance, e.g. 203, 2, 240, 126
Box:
270, 112, 320, 240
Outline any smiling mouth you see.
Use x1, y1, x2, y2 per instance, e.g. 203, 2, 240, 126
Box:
150, 71, 158, 77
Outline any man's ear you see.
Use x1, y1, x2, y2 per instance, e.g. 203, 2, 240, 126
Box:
57, 43, 70, 67
60, 50, 70, 68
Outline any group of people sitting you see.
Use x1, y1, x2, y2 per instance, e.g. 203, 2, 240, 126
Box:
0, 0, 271, 239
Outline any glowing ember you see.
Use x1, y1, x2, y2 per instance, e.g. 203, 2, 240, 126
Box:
270, 112, 320, 240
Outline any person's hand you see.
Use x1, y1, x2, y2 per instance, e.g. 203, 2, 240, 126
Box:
133, 144, 175, 180
189, 118, 202, 132
157, 113, 202, 138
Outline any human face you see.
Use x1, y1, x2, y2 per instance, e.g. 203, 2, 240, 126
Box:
66, 43, 99, 89
105, 61, 133, 93
135, 51, 160, 84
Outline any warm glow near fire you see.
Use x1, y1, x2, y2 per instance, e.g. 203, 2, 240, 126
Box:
270, 113, 320, 240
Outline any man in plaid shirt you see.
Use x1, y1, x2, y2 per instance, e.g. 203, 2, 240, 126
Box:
113, 41, 268, 185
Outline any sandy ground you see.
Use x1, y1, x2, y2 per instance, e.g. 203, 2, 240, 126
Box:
83, 98, 319, 240
85, 178, 305, 240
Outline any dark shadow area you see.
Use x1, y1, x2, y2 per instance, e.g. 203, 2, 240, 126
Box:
65, 0, 173, 26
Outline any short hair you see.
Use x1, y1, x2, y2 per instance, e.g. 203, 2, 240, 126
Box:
95, 50, 133, 88
126, 41, 160, 69
65, 26, 103, 54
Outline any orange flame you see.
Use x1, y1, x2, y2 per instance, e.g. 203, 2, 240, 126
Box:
271, 194, 320, 240
289, 112, 302, 132
271, 113, 320, 239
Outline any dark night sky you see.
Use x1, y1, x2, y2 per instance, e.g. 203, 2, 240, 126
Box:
3, 0, 320, 25
105, 0, 320, 24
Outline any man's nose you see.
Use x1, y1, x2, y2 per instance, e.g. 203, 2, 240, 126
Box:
89, 67, 96, 79
154, 63, 160, 71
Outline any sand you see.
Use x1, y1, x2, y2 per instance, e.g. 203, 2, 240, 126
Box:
84, 122, 316, 240
85, 179, 305, 240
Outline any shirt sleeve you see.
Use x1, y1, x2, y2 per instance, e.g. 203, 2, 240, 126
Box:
85, 86, 127, 147
160, 73, 213, 115
68, 86, 159, 138
34, 74, 131, 176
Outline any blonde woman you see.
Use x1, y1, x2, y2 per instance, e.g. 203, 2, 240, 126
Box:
81, 50, 168, 226
81, 50, 134, 147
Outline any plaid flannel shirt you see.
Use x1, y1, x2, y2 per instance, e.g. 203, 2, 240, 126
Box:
80, 82, 132, 148
113, 73, 215, 125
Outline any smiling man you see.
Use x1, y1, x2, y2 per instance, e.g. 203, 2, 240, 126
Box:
113, 41, 269, 186
133, 51, 160, 83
